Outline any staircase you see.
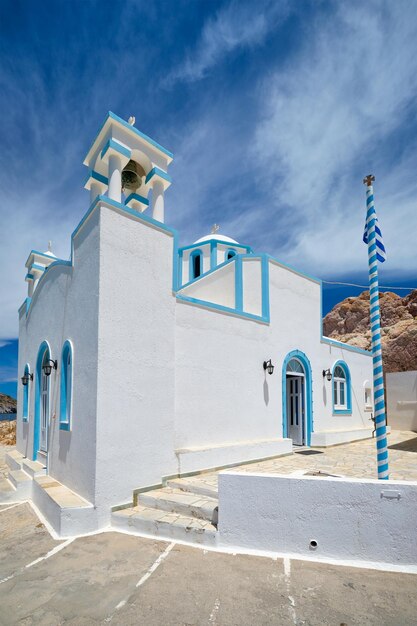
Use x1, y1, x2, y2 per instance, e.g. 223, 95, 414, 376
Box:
0, 450, 46, 502
111, 475, 219, 546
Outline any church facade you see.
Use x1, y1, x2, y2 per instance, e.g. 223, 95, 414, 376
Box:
13, 112, 374, 532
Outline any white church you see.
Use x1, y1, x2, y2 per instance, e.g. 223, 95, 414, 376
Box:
5, 113, 374, 536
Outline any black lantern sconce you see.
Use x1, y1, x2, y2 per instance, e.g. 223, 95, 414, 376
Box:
263, 359, 275, 375
42, 359, 58, 377
322, 368, 332, 382
21, 372, 33, 386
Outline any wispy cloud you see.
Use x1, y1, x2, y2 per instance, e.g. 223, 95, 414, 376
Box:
251, 1, 417, 275
164, 0, 290, 86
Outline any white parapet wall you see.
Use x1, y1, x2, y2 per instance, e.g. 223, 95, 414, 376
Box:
218, 471, 417, 569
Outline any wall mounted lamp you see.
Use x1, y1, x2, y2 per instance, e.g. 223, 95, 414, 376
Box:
21, 372, 33, 386
42, 359, 58, 377
263, 359, 275, 375
322, 368, 332, 382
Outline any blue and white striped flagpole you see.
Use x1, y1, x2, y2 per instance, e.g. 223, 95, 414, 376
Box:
363, 174, 389, 479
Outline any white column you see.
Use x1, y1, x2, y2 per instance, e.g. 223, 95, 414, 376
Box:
108, 154, 122, 203
152, 181, 165, 222
90, 181, 101, 204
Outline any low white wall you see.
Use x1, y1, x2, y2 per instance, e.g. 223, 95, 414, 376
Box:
311, 426, 373, 447
386, 371, 417, 431
218, 472, 417, 567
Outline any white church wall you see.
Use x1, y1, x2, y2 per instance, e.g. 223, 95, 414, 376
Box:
242, 257, 262, 317
16, 209, 101, 505
93, 205, 178, 518
180, 262, 236, 308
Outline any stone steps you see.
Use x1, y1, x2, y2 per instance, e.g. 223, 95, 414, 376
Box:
5, 449, 25, 472
21, 458, 46, 478
166, 477, 218, 499
8, 469, 32, 498
112, 504, 217, 546
138, 487, 218, 525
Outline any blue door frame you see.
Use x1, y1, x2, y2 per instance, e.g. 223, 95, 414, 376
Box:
33, 341, 50, 461
282, 350, 313, 446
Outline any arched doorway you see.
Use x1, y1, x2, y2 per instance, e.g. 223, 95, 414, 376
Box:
282, 350, 313, 446
34, 342, 51, 461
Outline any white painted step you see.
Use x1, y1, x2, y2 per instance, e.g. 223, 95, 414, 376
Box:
0, 476, 18, 503
7, 470, 32, 498
139, 487, 218, 525
5, 449, 25, 471
21, 458, 46, 478
111, 505, 218, 546
166, 477, 218, 499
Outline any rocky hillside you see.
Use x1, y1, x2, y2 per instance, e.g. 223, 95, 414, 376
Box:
323, 289, 417, 373
0, 393, 17, 414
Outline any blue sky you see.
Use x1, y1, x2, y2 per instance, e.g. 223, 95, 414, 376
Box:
1, 0, 417, 398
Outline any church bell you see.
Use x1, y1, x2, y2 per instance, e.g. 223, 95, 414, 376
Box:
121, 160, 145, 193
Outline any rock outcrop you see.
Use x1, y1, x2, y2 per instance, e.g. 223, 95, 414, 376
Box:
323, 289, 417, 373
0, 393, 17, 414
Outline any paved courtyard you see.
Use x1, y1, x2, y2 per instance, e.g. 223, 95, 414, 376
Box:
180, 430, 417, 494
1, 502, 417, 625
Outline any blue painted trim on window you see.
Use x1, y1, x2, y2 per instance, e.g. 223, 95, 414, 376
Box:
282, 350, 313, 445
235, 255, 243, 312
145, 166, 172, 185
22, 364, 30, 422
124, 193, 149, 206
226, 248, 237, 260
332, 360, 352, 415
25, 273, 34, 281
60, 340, 73, 430
100, 138, 131, 161
180, 256, 235, 289
33, 341, 51, 461
189, 249, 203, 281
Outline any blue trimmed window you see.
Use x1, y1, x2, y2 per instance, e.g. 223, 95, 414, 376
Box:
23, 364, 30, 422
226, 249, 237, 260
332, 361, 351, 414
190, 250, 203, 280
60, 341, 73, 430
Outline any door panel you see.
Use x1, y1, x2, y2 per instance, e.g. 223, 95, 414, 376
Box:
287, 375, 304, 445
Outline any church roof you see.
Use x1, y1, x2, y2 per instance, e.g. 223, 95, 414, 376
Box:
194, 233, 239, 245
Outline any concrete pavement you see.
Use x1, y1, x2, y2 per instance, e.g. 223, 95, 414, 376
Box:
0, 502, 416, 625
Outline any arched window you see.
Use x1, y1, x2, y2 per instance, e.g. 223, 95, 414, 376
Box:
23, 364, 30, 422
286, 358, 305, 375
190, 250, 203, 280
226, 249, 237, 261
60, 341, 73, 430
332, 361, 351, 413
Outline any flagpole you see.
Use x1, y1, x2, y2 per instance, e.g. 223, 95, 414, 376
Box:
363, 174, 389, 480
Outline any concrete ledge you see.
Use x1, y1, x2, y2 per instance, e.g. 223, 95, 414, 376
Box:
311, 427, 373, 447
32, 476, 97, 537
5, 450, 25, 471
175, 438, 293, 475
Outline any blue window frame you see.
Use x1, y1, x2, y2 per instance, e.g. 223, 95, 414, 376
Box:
23, 364, 30, 422
332, 360, 352, 414
226, 249, 237, 260
189, 249, 203, 280
60, 341, 73, 430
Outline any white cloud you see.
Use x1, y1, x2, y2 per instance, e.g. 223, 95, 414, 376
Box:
252, 1, 417, 275
164, 0, 290, 86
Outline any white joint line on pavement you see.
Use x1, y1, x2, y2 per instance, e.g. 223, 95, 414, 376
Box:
283, 557, 297, 626
105, 541, 176, 621
110, 526, 417, 575
0, 538, 74, 586
0, 502, 26, 513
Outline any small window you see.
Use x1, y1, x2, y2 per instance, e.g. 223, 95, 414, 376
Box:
332, 363, 351, 412
190, 250, 203, 280
364, 381, 373, 411
23, 364, 30, 422
226, 249, 237, 260
60, 341, 73, 429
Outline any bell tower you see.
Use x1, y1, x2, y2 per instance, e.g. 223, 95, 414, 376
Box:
83, 112, 173, 223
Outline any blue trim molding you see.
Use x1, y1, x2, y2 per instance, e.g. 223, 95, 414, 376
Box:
332, 360, 352, 415
60, 340, 73, 430
145, 166, 172, 185
125, 193, 149, 206
282, 350, 313, 445
33, 341, 51, 461
189, 249, 203, 281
